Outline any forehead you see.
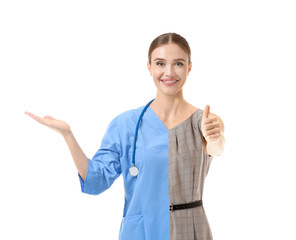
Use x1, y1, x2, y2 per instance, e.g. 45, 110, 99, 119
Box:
151, 43, 188, 60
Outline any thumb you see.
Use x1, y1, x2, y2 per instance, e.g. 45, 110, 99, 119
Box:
203, 105, 210, 118
44, 115, 55, 120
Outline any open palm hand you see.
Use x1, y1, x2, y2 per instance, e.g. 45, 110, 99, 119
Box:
24, 111, 71, 136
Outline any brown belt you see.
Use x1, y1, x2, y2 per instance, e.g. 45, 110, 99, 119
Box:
170, 200, 203, 212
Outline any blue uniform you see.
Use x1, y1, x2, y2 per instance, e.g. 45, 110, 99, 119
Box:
78, 100, 214, 240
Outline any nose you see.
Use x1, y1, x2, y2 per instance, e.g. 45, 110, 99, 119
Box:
164, 64, 176, 76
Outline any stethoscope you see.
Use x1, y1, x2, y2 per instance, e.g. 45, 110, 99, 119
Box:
129, 98, 155, 177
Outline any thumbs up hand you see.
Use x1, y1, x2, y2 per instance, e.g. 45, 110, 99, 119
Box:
201, 105, 222, 143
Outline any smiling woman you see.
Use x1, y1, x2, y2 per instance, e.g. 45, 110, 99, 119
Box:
25, 32, 224, 240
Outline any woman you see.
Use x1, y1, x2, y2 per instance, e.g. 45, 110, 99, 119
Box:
25, 32, 225, 240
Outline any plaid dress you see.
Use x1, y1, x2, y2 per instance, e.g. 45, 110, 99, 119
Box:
168, 109, 213, 240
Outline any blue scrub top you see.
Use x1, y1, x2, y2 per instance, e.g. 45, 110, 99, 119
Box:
78, 103, 170, 239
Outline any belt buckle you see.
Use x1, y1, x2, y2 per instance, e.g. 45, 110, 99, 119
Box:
170, 203, 174, 212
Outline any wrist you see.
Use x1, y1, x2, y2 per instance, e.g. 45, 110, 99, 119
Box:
62, 128, 73, 140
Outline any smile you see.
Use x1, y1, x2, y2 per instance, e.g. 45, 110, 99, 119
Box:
161, 79, 178, 86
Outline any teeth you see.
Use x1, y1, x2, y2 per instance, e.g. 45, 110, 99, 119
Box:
164, 80, 177, 83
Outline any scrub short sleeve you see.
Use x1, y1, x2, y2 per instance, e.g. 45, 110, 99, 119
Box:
78, 117, 122, 195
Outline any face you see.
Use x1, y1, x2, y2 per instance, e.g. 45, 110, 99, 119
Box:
147, 43, 192, 97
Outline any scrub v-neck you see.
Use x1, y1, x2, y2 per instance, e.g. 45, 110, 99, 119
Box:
147, 106, 201, 132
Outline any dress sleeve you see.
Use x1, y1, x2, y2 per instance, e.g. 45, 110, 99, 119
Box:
78, 117, 122, 195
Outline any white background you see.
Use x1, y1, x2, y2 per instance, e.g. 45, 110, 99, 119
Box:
1, 0, 296, 239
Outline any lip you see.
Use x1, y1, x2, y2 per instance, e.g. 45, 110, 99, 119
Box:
160, 79, 178, 86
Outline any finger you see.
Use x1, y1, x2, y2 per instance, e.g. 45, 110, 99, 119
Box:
203, 105, 210, 118
203, 117, 217, 125
24, 111, 41, 121
208, 133, 221, 140
25, 111, 47, 125
205, 128, 220, 136
205, 124, 220, 132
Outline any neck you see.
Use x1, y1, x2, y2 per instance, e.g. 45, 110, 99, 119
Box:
150, 90, 188, 118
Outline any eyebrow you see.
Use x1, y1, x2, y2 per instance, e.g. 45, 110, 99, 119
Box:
153, 58, 186, 62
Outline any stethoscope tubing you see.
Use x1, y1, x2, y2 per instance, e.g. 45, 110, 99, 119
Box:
131, 98, 155, 168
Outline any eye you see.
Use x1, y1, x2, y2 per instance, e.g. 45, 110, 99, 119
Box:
176, 62, 184, 66
156, 61, 164, 66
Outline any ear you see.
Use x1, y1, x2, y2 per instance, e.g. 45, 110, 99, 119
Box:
147, 61, 152, 76
187, 62, 192, 76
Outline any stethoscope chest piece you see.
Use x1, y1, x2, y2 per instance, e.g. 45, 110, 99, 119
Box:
129, 165, 139, 177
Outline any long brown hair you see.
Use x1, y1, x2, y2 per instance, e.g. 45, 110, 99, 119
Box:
148, 32, 191, 65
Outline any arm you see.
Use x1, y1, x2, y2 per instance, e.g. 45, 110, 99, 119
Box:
24, 111, 89, 181
63, 130, 88, 182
